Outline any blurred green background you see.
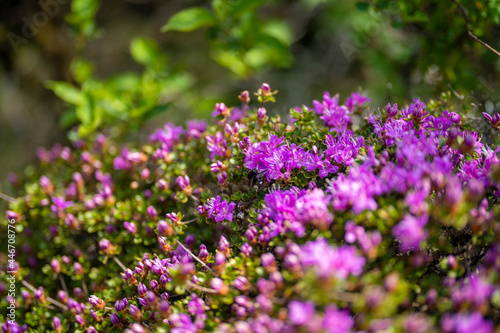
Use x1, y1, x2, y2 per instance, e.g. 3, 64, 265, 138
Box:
1, 0, 500, 190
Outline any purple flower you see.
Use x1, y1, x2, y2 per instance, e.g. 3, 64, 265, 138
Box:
89, 295, 105, 309
110, 313, 121, 326
441, 312, 493, 333
186, 119, 207, 139
257, 107, 267, 123
451, 276, 494, 309
50, 197, 73, 215
187, 294, 205, 316
299, 238, 365, 279
149, 122, 183, 150
75, 315, 85, 326
344, 221, 382, 256
206, 132, 227, 159
213, 102, 229, 118
288, 301, 315, 326
295, 189, 333, 229
123, 221, 137, 234
483, 111, 500, 129
145, 291, 157, 306
345, 92, 371, 112
239, 90, 250, 103
260, 253, 276, 271
147, 205, 158, 219
137, 282, 148, 297
241, 243, 253, 257
113, 148, 132, 171
198, 244, 208, 261
176, 175, 191, 191
99, 239, 110, 251
210, 278, 228, 295
312, 92, 353, 132
401, 99, 428, 122
387, 102, 398, 117
40, 175, 52, 190
328, 165, 382, 213
199, 196, 236, 223
129, 304, 141, 320
114, 298, 128, 312
50, 259, 61, 274
245, 135, 308, 181
322, 306, 354, 333
403, 314, 430, 333
233, 276, 250, 291
392, 214, 428, 252
52, 316, 61, 330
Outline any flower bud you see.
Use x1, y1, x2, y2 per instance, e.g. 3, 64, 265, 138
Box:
158, 220, 174, 237
261, 253, 277, 273
157, 179, 168, 191
53, 316, 62, 333
138, 283, 148, 297
129, 304, 142, 321
147, 206, 158, 220
257, 107, 267, 125
89, 295, 105, 310
218, 236, 230, 256
110, 313, 121, 326
210, 278, 229, 295
239, 90, 250, 104
261, 83, 271, 95
74, 262, 84, 275
51, 259, 61, 274
241, 243, 253, 257
198, 244, 209, 261
58, 290, 68, 303
115, 298, 128, 312
386, 103, 398, 117
75, 314, 86, 327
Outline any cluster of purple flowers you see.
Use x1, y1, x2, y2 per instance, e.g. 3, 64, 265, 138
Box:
198, 196, 236, 223
245, 130, 363, 181
297, 238, 365, 279
312, 91, 371, 132
5, 85, 500, 333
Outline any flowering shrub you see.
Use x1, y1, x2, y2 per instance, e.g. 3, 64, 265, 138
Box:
2, 84, 500, 332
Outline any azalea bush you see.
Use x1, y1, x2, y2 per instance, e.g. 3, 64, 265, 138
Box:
2, 84, 500, 332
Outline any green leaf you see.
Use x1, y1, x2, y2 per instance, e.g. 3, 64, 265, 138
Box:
76, 91, 94, 125
59, 110, 79, 128
261, 20, 294, 46
211, 49, 249, 77
229, 0, 265, 17
404, 10, 429, 23
355, 2, 370, 11
161, 7, 217, 32
70, 58, 94, 84
46, 81, 81, 105
143, 104, 170, 121
71, 0, 100, 20
130, 37, 165, 66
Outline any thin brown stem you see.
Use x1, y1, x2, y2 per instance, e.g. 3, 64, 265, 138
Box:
175, 239, 214, 273
21, 280, 68, 310
468, 31, 500, 57
181, 217, 198, 224
59, 275, 68, 294
112, 256, 127, 271
82, 280, 89, 298
451, 0, 500, 57
185, 280, 218, 294
0, 193, 16, 203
